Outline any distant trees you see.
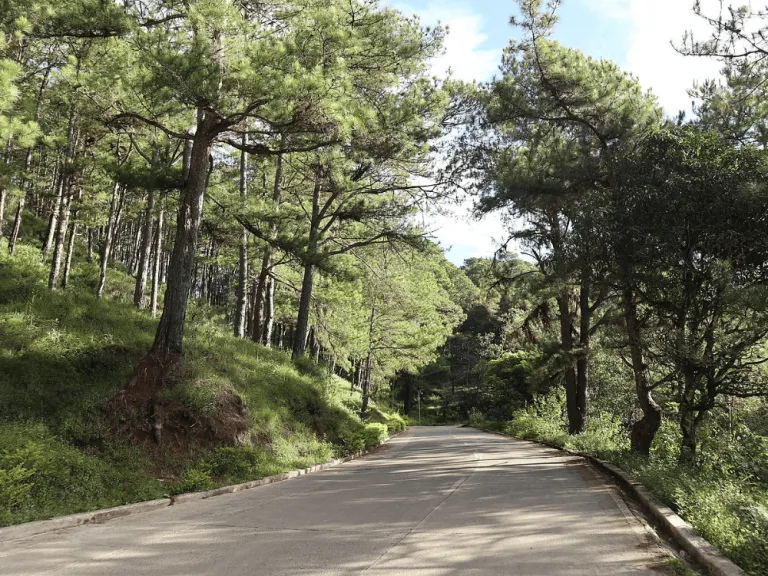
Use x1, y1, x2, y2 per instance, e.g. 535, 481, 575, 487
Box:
433, 0, 768, 462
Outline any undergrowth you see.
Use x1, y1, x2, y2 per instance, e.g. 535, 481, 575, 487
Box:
0, 243, 404, 526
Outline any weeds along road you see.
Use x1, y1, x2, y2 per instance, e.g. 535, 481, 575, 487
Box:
0, 426, 678, 575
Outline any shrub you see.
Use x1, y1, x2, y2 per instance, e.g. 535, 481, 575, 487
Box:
360, 423, 388, 448
467, 407, 485, 429
385, 413, 406, 434
170, 469, 214, 495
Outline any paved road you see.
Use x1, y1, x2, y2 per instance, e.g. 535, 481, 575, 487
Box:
0, 427, 675, 575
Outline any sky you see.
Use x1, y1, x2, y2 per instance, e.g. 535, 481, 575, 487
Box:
397, 0, 723, 265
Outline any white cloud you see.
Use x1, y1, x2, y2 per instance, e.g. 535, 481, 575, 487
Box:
421, 202, 508, 265
394, 3, 501, 82
593, 0, 723, 116
396, 2, 508, 264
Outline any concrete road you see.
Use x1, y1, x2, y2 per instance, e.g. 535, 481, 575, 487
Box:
0, 427, 676, 575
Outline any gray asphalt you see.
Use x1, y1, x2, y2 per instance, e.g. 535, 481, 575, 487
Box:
0, 426, 675, 575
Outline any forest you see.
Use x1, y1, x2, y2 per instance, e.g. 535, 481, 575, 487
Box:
0, 0, 767, 574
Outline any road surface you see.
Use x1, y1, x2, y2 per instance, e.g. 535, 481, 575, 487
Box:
0, 426, 677, 575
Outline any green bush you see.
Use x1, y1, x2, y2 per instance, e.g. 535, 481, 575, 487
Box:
467, 407, 486, 428
0, 465, 34, 524
170, 468, 214, 495
385, 413, 406, 434
361, 423, 388, 448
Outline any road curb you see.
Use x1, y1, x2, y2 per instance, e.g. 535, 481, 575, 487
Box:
475, 428, 742, 576
0, 429, 409, 544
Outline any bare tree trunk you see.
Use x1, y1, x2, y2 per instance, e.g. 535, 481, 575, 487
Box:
575, 272, 590, 431
150, 115, 215, 356
134, 188, 155, 308
234, 139, 249, 338
61, 217, 78, 289
293, 173, 321, 358
361, 300, 376, 418
9, 69, 49, 255
97, 182, 122, 298
0, 188, 6, 241
48, 191, 72, 290
150, 198, 164, 317
557, 293, 581, 434
42, 168, 64, 258
263, 276, 275, 346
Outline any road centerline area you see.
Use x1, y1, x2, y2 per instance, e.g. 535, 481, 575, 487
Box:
0, 427, 674, 576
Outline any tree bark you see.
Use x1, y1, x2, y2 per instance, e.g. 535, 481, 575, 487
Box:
150, 114, 215, 356
623, 285, 662, 455
361, 299, 376, 418
48, 191, 72, 290
97, 182, 122, 298
61, 217, 78, 289
557, 293, 581, 434
575, 272, 591, 431
292, 172, 321, 358
234, 139, 249, 338
42, 166, 64, 259
134, 188, 155, 308
263, 276, 275, 346
10, 70, 49, 255
150, 198, 164, 317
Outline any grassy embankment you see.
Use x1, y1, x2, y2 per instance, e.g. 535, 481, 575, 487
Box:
0, 243, 404, 527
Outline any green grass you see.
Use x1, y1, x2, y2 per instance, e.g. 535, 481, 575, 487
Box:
0, 242, 402, 527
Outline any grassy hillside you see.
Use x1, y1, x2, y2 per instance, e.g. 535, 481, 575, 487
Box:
0, 243, 404, 527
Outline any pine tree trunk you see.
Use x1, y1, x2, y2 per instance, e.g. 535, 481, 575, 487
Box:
150, 116, 215, 356
134, 188, 155, 308
48, 191, 72, 290
263, 276, 275, 347
9, 70, 48, 255
234, 140, 249, 338
42, 169, 64, 258
557, 293, 581, 434
623, 284, 661, 455
61, 219, 77, 289
361, 300, 376, 418
0, 188, 7, 241
292, 173, 321, 358
97, 182, 122, 298
150, 199, 164, 317
575, 273, 590, 431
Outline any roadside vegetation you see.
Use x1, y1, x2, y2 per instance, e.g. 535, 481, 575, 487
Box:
1, 1, 768, 575
0, 245, 405, 527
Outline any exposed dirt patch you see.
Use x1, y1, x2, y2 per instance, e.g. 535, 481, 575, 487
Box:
108, 352, 248, 460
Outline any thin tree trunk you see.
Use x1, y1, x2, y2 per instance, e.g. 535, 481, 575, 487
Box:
624, 284, 662, 455
361, 300, 376, 418
97, 182, 122, 298
575, 272, 590, 432
557, 293, 581, 434
150, 198, 164, 317
134, 188, 156, 308
0, 188, 6, 241
9, 69, 49, 255
61, 217, 78, 288
234, 138, 249, 338
293, 172, 321, 358
42, 167, 64, 258
48, 191, 72, 290
263, 276, 275, 346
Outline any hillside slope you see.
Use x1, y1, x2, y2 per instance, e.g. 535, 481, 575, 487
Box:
0, 244, 404, 527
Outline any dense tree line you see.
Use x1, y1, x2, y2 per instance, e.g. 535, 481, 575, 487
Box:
0, 0, 470, 426
402, 0, 768, 470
